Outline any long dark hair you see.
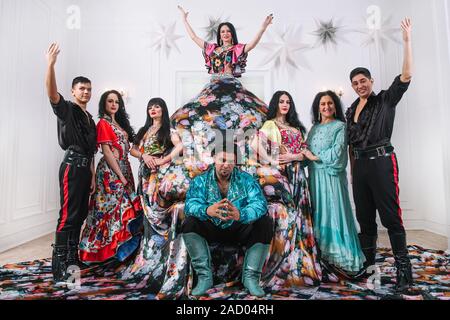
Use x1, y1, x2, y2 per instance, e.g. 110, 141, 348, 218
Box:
98, 90, 135, 142
134, 97, 173, 149
216, 22, 239, 46
311, 91, 346, 125
266, 91, 306, 134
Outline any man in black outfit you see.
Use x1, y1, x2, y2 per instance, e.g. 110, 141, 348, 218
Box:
45, 43, 97, 282
346, 18, 413, 293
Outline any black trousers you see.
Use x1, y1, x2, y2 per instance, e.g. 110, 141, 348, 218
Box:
56, 162, 92, 235
181, 215, 274, 248
352, 153, 405, 237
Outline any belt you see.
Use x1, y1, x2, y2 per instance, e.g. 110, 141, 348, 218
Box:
353, 145, 394, 160
63, 150, 92, 167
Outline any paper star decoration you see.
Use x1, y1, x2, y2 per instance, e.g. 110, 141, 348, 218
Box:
312, 18, 350, 51
202, 15, 230, 42
149, 21, 183, 59
356, 15, 401, 53
258, 25, 311, 74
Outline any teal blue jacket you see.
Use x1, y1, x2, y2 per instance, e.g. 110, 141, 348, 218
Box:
184, 167, 268, 229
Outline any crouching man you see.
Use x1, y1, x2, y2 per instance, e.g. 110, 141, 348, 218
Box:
181, 143, 273, 297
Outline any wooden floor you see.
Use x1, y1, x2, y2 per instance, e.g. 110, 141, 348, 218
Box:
0, 230, 448, 266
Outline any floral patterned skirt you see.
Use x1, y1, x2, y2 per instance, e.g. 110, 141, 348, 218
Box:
79, 158, 143, 264
118, 161, 191, 299
171, 75, 268, 177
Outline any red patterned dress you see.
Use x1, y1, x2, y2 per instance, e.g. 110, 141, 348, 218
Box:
79, 117, 142, 264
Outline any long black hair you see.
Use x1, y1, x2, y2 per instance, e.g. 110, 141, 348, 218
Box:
134, 97, 173, 149
266, 91, 306, 134
216, 22, 239, 46
98, 90, 135, 142
311, 91, 346, 125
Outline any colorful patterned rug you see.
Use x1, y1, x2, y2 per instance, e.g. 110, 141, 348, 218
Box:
0, 245, 448, 300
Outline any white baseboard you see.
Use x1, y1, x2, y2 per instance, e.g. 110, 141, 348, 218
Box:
0, 220, 55, 253
421, 220, 448, 237
378, 219, 448, 237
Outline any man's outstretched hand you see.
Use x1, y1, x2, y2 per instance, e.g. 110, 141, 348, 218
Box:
46, 43, 60, 66
401, 18, 412, 43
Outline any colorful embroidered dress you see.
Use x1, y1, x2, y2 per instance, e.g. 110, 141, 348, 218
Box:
171, 42, 268, 176
118, 129, 191, 298
79, 118, 142, 263
257, 120, 322, 287
306, 120, 365, 272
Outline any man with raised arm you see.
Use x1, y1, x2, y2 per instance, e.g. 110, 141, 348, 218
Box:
346, 18, 413, 293
45, 43, 97, 282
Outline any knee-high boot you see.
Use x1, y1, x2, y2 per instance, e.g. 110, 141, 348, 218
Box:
389, 232, 413, 293
67, 228, 83, 269
182, 233, 213, 296
242, 243, 270, 297
355, 234, 378, 279
51, 231, 69, 282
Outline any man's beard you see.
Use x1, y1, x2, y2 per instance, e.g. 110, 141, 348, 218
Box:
218, 170, 231, 180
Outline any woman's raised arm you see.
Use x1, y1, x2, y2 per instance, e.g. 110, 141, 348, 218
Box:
178, 5, 205, 49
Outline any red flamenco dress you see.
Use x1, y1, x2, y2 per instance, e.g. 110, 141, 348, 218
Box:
79, 117, 142, 264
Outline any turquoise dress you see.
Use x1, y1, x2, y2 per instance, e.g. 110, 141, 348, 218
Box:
306, 120, 365, 272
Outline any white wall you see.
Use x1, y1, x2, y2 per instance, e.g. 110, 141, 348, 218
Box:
0, 0, 449, 252
397, 0, 449, 237
426, 0, 450, 250
0, 0, 71, 252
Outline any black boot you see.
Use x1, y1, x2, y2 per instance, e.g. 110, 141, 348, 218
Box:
51, 231, 69, 282
389, 232, 413, 293
67, 229, 83, 269
355, 234, 377, 279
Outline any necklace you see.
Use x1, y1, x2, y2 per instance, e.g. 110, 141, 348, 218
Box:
220, 44, 232, 52
148, 124, 161, 136
275, 119, 288, 127
275, 119, 300, 133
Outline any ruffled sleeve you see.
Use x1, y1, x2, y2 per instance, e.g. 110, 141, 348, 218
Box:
231, 44, 248, 77
259, 120, 282, 146
96, 119, 123, 159
202, 42, 218, 74
316, 123, 348, 175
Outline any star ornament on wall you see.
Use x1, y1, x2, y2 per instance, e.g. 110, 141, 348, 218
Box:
312, 18, 350, 51
258, 25, 311, 75
202, 15, 230, 42
149, 21, 183, 59
356, 15, 401, 53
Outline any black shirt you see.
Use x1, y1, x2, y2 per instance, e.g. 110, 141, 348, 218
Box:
51, 94, 97, 158
346, 75, 410, 150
